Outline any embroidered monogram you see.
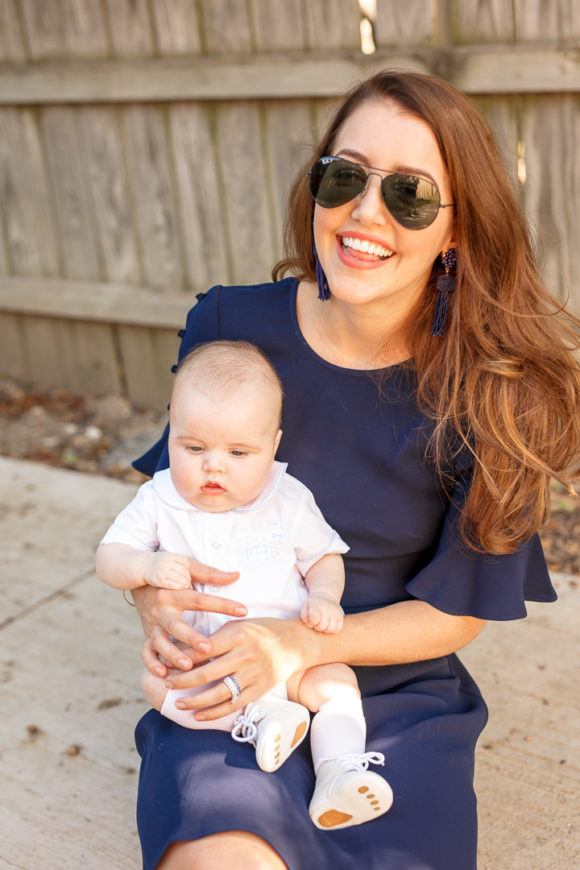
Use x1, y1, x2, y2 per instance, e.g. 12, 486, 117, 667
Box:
236, 522, 285, 562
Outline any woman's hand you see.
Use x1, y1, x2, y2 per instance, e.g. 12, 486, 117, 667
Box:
132, 563, 246, 677
164, 616, 318, 720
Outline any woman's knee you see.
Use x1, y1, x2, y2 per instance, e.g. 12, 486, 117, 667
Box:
157, 831, 288, 870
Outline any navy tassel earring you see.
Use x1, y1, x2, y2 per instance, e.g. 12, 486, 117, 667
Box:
431, 248, 457, 337
313, 239, 331, 301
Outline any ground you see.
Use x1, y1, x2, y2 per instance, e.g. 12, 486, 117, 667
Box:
1, 375, 579, 575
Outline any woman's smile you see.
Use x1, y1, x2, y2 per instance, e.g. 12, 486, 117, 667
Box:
337, 231, 394, 269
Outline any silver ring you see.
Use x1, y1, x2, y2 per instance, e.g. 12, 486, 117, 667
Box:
223, 674, 242, 703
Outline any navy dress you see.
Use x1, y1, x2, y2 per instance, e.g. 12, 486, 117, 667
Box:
133, 278, 556, 870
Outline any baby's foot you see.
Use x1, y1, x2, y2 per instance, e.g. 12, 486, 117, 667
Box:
309, 752, 393, 830
232, 698, 310, 772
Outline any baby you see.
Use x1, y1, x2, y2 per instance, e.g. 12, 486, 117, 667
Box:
96, 340, 392, 830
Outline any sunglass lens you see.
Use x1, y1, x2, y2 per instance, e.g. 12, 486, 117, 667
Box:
309, 158, 366, 208
382, 174, 440, 229
310, 160, 443, 229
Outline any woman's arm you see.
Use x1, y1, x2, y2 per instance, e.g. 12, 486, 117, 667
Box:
163, 599, 486, 720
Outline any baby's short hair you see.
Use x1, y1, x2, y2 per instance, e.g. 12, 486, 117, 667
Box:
174, 340, 283, 425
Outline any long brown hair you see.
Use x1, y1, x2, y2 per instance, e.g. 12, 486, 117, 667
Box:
273, 70, 580, 554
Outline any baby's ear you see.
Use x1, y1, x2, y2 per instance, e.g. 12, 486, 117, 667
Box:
274, 429, 283, 452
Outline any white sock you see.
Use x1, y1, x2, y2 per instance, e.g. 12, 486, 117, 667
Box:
310, 696, 366, 774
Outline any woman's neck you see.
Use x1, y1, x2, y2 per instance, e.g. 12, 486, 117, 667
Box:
296, 281, 411, 370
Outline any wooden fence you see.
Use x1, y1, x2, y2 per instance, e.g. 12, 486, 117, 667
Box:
0, 0, 579, 408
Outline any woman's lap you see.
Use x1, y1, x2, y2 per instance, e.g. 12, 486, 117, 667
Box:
136, 667, 487, 870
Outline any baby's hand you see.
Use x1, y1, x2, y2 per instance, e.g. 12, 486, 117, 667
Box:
143, 552, 193, 590
300, 592, 344, 633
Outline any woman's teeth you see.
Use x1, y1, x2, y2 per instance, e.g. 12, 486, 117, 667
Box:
341, 236, 393, 258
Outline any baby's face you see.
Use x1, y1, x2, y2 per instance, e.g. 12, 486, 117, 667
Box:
168, 380, 282, 512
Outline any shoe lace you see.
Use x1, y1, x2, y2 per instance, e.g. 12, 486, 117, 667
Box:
231, 701, 264, 743
336, 751, 385, 772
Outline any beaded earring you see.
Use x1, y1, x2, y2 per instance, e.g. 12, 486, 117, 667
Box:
431, 248, 457, 337
312, 238, 331, 301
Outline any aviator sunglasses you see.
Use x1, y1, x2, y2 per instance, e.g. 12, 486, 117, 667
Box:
308, 156, 455, 230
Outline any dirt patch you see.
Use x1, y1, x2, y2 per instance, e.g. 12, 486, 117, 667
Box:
0, 377, 165, 485
1, 376, 578, 575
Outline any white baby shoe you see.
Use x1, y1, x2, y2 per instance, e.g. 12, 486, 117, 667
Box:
309, 752, 393, 830
232, 697, 310, 773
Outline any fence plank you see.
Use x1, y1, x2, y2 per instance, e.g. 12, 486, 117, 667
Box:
169, 103, 230, 289
151, 0, 202, 55
215, 101, 276, 285
117, 324, 177, 409
375, 0, 434, 47
122, 106, 184, 290
471, 95, 519, 186
58, 320, 122, 394
250, 0, 306, 51
20, 315, 70, 386
1, 50, 578, 105
80, 107, 141, 285
0, 0, 26, 61
200, 0, 252, 53
521, 94, 580, 308
0, 313, 27, 379
104, 0, 154, 57
453, 48, 580, 95
42, 107, 100, 281
0, 276, 191, 328
515, 0, 580, 42
451, 0, 515, 43
0, 108, 59, 277
263, 99, 314, 258
0, 200, 7, 272
303, 0, 361, 49
312, 96, 342, 143
19, 315, 121, 394
63, 0, 109, 57
60, 320, 122, 394
0, 108, 63, 387
21, 0, 64, 59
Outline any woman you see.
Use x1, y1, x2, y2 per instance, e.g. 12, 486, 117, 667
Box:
131, 71, 580, 869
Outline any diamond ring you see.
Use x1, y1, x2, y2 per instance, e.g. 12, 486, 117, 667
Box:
223, 674, 242, 702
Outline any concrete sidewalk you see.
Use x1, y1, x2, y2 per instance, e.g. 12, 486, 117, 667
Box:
0, 456, 578, 869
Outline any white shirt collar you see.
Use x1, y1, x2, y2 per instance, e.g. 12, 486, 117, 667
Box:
152, 461, 288, 513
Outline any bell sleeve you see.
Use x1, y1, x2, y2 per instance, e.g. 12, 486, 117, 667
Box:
404, 472, 557, 621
